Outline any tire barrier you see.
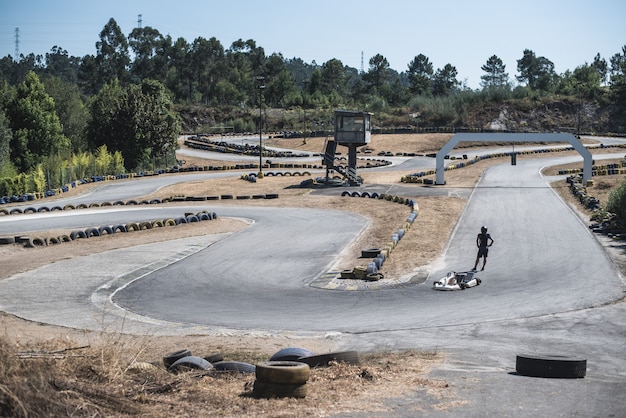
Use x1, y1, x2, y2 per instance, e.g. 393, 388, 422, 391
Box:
0, 236, 16, 245
163, 349, 192, 369
98, 225, 114, 235
113, 224, 128, 233
213, 361, 256, 374
253, 361, 311, 399
269, 347, 315, 362
24, 237, 47, 248
341, 191, 419, 279
296, 351, 360, 368
70, 230, 87, 240
168, 356, 213, 373
516, 353, 586, 378
85, 227, 101, 238
126, 222, 141, 231
5, 210, 225, 247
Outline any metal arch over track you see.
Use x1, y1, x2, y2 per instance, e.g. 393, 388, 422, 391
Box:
435, 132, 593, 185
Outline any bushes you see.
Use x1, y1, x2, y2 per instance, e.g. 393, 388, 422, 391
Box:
606, 180, 626, 226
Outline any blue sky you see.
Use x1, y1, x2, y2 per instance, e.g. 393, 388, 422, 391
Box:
1, 0, 624, 89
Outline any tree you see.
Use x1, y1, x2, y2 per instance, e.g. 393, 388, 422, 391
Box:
320, 59, 347, 97
43, 76, 89, 152
6, 71, 69, 173
480, 55, 509, 88
608, 45, 626, 129
165, 37, 192, 101
432, 64, 459, 96
44, 46, 80, 84
407, 54, 433, 95
516, 49, 557, 91
189, 37, 226, 105
591, 53, 608, 85
128, 26, 169, 83
95, 18, 130, 86
87, 79, 180, 170
0, 111, 12, 176
363, 54, 391, 93
264, 53, 296, 107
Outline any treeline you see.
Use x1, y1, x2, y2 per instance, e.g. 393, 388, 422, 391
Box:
0, 17, 625, 191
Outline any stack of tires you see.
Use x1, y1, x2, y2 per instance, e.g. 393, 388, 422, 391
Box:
253, 361, 311, 398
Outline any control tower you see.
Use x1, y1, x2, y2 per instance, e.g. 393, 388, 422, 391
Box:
322, 110, 372, 186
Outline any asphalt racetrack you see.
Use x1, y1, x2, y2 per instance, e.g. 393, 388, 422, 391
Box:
1, 141, 625, 416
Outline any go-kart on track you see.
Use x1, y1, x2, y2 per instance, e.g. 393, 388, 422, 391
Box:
1, 137, 625, 416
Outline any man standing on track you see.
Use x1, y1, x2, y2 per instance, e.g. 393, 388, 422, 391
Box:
473, 226, 494, 271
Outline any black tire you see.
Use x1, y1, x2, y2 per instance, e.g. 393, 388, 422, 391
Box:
297, 351, 360, 368
252, 380, 307, 399
139, 221, 152, 230
48, 236, 62, 245
213, 361, 256, 374
112, 224, 127, 233
255, 361, 310, 385
70, 230, 87, 240
361, 248, 381, 258
59, 234, 72, 243
23, 206, 37, 214
51, 206, 63, 211
516, 354, 586, 378
0, 236, 16, 245
203, 353, 224, 363
168, 356, 213, 373
9, 208, 23, 214
175, 217, 187, 225
126, 222, 141, 231
163, 349, 192, 368
365, 272, 384, 281
186, 215, 199, 223
37, 206, 50, 212
25, 237, 47, 248
99, 225, 114, 235
85, 227, 101, 238
269, 347, 315, 362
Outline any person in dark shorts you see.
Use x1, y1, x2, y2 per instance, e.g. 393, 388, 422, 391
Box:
473, 226, 494, 271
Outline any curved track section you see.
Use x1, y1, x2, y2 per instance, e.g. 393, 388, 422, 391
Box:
0, 153, 621, 337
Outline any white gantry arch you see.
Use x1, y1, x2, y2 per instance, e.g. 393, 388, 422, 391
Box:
435, 132, 593, 185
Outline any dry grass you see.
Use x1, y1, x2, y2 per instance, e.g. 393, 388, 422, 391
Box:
1, 133, 624, 416
0, 336, 448, 417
